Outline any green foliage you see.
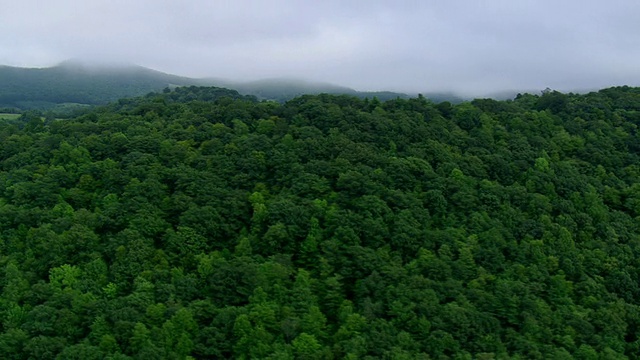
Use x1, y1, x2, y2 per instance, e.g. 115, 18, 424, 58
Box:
0, 86, 638, 358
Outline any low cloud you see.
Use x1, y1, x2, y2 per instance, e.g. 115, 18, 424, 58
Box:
1, 0, 639, 96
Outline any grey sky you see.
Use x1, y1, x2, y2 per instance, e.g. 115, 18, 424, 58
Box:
1, 0, 639, 96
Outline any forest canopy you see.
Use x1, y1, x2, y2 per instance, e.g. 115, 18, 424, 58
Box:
1, 85, 640, 358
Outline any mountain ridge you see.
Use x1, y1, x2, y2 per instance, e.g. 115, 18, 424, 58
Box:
0, 61, 432, 110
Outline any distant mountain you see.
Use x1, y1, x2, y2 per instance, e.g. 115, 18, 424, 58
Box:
0, 61, 456, 111
0, 61, 200, 110
222, 78, 413, 102
231, 78, 358, 101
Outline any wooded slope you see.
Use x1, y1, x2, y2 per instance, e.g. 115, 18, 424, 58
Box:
0, 86, 639, 358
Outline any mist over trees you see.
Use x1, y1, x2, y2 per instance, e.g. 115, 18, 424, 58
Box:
0, 85, 639, 358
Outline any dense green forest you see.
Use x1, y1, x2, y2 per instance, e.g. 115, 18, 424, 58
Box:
1, 85, 640, 359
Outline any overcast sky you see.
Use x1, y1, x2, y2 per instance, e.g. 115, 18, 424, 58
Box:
1, 0, 639, 96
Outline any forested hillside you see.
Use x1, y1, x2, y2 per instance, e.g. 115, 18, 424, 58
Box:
0, 62, 198, 110
1, 85, 640, 358
0, 62, 415, 112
